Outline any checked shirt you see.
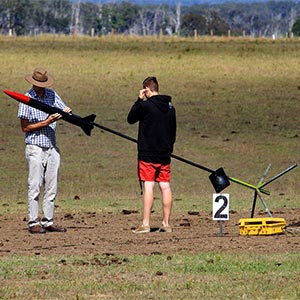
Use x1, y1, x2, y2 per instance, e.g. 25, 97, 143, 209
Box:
18, 88, 67, 148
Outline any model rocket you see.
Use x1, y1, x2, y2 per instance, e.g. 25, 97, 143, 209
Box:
3, 90, 96, 136
3, 89, 296, 195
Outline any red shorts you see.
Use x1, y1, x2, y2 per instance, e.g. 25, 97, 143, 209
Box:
138, 160, 171, 182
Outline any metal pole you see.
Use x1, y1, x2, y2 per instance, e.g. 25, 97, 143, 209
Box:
93, 121, 272, 194
251, 164, 272, 217
258, 164, 298, 189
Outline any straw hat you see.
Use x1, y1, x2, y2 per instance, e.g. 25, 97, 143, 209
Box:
25, 67, 54, 88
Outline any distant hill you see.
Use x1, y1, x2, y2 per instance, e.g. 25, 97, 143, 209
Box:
90, 0, 300, 5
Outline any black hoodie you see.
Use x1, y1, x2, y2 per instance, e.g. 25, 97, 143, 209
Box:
127, 95, 176, 164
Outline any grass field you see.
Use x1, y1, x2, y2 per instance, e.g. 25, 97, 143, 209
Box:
1, 35, 299, 209
0, 35, 300, 299
1, 252, 300, 300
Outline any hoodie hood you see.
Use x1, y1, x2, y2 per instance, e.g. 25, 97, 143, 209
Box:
149, 95, 173, 113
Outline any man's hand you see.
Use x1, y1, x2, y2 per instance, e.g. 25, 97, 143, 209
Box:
47, 107, 72, 125
139, 89, 147, 100
46, 113, 61, 124
139, 87, 151, 100
63, 107, 72, 113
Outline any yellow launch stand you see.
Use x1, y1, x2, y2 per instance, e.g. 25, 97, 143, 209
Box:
238, 164, 296, 236
239, 217, 286, 236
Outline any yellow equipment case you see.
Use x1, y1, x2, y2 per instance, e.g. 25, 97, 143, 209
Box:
239, 217, 286, 236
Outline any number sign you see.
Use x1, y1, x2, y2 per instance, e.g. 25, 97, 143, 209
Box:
213, 193, 229, 220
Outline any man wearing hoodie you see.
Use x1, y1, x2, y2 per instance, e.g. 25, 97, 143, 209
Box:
127, 77, 176, 234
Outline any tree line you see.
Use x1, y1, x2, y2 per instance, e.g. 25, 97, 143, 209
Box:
1, 0, 300, 38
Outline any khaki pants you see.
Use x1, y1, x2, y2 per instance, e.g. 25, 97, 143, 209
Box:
25, 144, 60, 227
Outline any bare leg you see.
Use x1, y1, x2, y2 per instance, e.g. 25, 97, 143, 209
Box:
142, 181, 155, 227
159, 182, 172, 227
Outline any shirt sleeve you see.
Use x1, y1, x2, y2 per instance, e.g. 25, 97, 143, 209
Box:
171, 108, 176, 144
18, 102, 29, 120
127, 98, 143, 124
54, 92, 67, 110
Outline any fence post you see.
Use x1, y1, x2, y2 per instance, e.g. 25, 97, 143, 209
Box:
194, 29, 197, 40
72, 28, 77, 38
159, 28, 163, 40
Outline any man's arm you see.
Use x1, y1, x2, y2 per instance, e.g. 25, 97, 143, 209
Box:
20, 113, 61, 133
127, 98, 143, 124
127, 88, 147, 124
20, 107, 72, 133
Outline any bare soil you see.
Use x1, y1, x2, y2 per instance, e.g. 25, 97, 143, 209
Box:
1, 209, 300, 257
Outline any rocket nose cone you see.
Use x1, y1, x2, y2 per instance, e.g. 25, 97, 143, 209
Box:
3, 90, 30, 104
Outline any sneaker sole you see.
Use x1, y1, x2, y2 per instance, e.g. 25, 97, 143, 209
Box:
157, 227, 172, 233
132, 228, 150, 234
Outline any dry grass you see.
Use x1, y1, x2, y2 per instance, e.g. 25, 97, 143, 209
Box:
0, 35, 299, 211
1, 252, 300, 300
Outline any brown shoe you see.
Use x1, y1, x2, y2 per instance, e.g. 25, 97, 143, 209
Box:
29, 225, 46, 234
132, 225, 150, 234
44, 225, 67, 232
157, 225, 172, 233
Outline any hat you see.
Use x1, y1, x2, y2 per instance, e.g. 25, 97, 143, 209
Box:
25, 67, 54, 88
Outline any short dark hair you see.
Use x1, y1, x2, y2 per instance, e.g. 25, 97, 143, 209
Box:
143, 76, 159, 92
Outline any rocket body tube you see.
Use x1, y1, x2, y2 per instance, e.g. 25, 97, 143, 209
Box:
3, 90, 95, 136
4, 89, 285, 195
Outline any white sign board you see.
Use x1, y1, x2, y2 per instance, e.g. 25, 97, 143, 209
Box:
213, 193, 229, 221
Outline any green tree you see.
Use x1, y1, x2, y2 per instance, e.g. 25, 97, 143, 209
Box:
112, 1, 139, 33
292, 17, 300, 36
46, 0, 72, 33
16, 0, 71, 35
79, 2, 100, 35
95, 4, 114, 35
208, 10, 230, 36
181, 13, 207, 36
95, 2, 140, 35
0, 0, 27, 35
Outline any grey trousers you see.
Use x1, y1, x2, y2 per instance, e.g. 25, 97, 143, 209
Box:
25, 144, 60, 227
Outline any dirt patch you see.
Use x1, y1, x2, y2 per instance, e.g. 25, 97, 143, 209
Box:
1, 209, 300, 256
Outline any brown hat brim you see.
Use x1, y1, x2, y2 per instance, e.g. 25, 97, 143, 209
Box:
25, 74, 54, 88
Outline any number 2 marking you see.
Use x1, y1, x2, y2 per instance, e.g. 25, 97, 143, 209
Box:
214, 195, 228, 219
213, 194, 229, 220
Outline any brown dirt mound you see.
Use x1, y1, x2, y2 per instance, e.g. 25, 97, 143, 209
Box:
1, 209, 300, 256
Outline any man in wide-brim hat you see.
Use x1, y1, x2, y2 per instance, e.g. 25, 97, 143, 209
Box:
18, 67, 71, 234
